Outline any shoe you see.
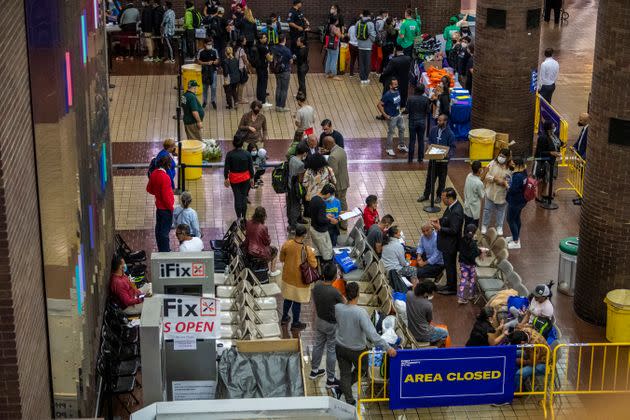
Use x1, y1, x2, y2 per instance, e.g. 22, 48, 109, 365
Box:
398, 145, 409, 153
481, 225, 488, 235
269, 269, 281, 277
330, 387, 343, 400
212, 101, 217, 110
386, 149, 396, 157
143, 56, 153, 62
153, 57, 162, 63
167, 59, 176, 64
309, 369, 326, 380
280, 316, 290, 326
491, 402, 511, 407
507, 241, 521, 250
457, 298, 469, 304
497, 227, 504, 236
437, 287, 456, 295
376, 115, 386, 120
325, 378, 341, 389
291, 322, 307, 330
417, 195, 429, 202
202, 102, 207, 108
276, 106, 289, 112
262, 102, 273, 108
226, 105, 233, 110
505, 236, 513, 243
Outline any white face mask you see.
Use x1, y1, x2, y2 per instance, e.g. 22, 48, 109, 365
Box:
461, 42, 468, 48
205, 45, 212, 50
497, 156, 507, 164
427, 295, 434, 301
251, 151, 258, 156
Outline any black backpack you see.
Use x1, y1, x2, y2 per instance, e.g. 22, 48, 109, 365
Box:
270, 51, 284, 74
191, 9, 203, 29
208, 15, 222, 38
356, 21, 369, 41
271, 161, 289, 194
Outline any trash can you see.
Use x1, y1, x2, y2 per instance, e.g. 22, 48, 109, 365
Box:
468, 129, 496, 164
557, 237, 578, 296
180, 140, 205, 180
182, 64, 203, 102
604, 289, 630, 342
339, 42, 349, 73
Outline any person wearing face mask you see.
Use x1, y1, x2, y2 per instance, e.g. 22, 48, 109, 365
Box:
406, 280, 449, 346
238, 100, 268, 148
287, 143, 309, 231
418, 114, 455, 203
480, 148, 512, 236
381, 226, 417, 283
196, 38, 220, 109
505, 158, 528, 249
323, 136, 348, 229
110, 254, 152, 315
325, 190, 342, 246
377, 78, 407, 157
247, 143, 267, 188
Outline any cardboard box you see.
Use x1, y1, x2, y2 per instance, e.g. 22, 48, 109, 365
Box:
424, 59, 443, 70
494, 132, 510, 158
425, 144, 450, 160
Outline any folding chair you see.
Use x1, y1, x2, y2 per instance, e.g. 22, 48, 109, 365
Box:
343, 249, 375, 282
477, 248, 509, 279
97, 353, 139, 415
477, 235, 506, 267
514, 282, 529, 297
239, 293, 277, 311
505, 271, 523, 290
479, 227, 498, 250
245, 268, 282, 296
239, 306, 279, 325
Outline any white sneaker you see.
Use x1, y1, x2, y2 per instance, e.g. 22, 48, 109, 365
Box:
505, 236, 513, 243
262, 102, 273, 108
481, 225, 488, 235
507, 241, 521, 249
386, 149, 396, 156
269, 269, 282, 277
398, 145, 409, 153
497, 227, 504, 236
143, 56, 153, 62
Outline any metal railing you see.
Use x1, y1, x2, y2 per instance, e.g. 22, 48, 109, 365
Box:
555, 146, 585, 199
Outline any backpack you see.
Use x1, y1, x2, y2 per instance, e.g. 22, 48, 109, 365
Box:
524, 177, 538, 202
271, 161, 289, 193
191, 9, 203, 29
270, 51, 284, 74
325, 34, 338, 50
356, 21, 369, 41
208, 15, 221, 38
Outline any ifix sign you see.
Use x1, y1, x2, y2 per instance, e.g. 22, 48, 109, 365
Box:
162, 295, 221, 339
159, 262, 206, 279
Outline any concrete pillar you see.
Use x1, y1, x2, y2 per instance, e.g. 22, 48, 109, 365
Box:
472, 1, 542, 157
418, 0, 462, 35
574, 0, 630, 325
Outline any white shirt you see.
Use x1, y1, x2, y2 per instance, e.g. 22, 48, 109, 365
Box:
529, 299, 554, 319
539, 57, 559, 87
179, 237, 204, 252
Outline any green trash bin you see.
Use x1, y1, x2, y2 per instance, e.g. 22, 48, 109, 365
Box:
558, 237, 578, 296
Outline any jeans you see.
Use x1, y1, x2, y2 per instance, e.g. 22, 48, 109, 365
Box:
231, 181, 250, 219
325, 48, 339, 76
164, 35, 174, 60
256, 68, 268, 103
275, 71, 290, 108
482, 198, 507, 230
202, 74, 217, 106
155, 209, 173, 252
423, 160, 448, 199
224, 83, 238, 108
408, 120, 426, 162
329, 227, 340, 247
297, 69, 307, 97
348, 44, 359, 75
416, 263, 444, 279
311, 317, 337, 381
507, 203, 525, 241
282, 299, 302, 324
358, 49, 371, 81
429, 326, 449, 343
335, 344, 364, 404
515, 364, 547, 391
386, 115, 405, 150
539, 83, 555, 103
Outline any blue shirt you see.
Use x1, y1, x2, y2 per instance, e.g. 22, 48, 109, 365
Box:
271, 44, 292, 73
428, 125, 456, 158
156, 149, 176, 189
416, 231, 444, 266
172, 207, 201, 237
325, 197, 341, 218
381, 90, 401, 117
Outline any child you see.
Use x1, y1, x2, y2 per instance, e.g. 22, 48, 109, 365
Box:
457, 223, 484, 304
325, 192, 342, 246
362, 194, 380, 231
247, 143, 267, 187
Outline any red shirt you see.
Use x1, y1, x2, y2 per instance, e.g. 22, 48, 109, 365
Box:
146, 168, 175, 211
363, 206, 380, 230
110, 274, 142, 308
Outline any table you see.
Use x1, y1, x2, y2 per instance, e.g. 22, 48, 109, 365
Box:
450, 88, 472, 140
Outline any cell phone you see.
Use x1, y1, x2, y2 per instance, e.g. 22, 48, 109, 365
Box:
138, 294, 145, 299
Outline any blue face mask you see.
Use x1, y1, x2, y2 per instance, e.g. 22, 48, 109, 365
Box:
327, 196, 335, 202
123, 264, 128, 273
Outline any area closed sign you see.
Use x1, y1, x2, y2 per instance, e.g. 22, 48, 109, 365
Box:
162, 295, 221, 339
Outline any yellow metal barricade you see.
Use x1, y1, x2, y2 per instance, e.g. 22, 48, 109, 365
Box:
514, 344, 551, 418
555, 146, 585, 198
357, 350, 389, 420
534, 94, 570, 167
550, 343, 630, 420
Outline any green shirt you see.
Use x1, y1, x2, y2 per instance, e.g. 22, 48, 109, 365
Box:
182, 91, 204, 125
443, 24, 460, 51
397, 18, 421, 49
183, 7, 194, 30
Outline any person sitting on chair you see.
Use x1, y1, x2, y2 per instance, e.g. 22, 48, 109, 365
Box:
415, 222, 445, 280
242, 206, 281, 276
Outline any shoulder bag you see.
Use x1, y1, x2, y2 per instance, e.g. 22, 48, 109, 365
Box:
299, 244, 319, 285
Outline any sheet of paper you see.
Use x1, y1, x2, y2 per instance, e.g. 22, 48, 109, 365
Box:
427, 147, 446, 155
339, 207, 362, 221
173, 334, 197, 351
172, 380, 216, 401
401, 276, 413, 288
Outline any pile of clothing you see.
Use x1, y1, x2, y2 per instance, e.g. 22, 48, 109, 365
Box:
415, 35, 441, 60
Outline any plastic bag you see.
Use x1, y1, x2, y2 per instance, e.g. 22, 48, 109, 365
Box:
334, 249, 358, 273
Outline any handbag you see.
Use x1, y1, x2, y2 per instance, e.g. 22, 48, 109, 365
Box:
299, 245, 319, 285
240, 68, 249, 84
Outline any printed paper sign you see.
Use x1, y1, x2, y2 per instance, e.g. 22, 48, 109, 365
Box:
162, 295, 221, 339
173, 334, 197, 351
172, 380, 216, 401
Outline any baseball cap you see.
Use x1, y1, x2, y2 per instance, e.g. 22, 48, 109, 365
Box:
534, 284, 551, 298
449, 16, 459, 23
188, 80, 199, 88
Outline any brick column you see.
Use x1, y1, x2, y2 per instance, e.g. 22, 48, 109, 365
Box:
472, 0, 542, 157
419, 0, 462, 35
574, 0, 630, 325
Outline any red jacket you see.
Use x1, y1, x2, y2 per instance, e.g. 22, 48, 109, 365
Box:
147, 168, 174, 211
242, 220, 273, 260
363, 206, 380, 231
110, 274, 142, 308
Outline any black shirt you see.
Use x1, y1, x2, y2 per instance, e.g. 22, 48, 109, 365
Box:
224, 149, 254, 179
309, 196, 330, 233
465, 319, 495, 347
255, 43, 269, 70
458, 238, 481, 266
295, 45, 309, 73
406, 94, 432, 122
287, 7, 305, 39
319, 130, 345, 148
312, 282, 344, 323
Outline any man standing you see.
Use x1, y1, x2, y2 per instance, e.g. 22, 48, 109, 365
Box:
323, 136, 349, 229
183, 1, 197, 59
295, 36, 310, 97
181, 80, 204, 140
463, 160, 485, 226
356, 10, 376, 85
380, 45, 412, 110
431, 188, 463, 295
151, 0, 165, 62
147, 155, 175, 252
377, 78, 407, 157
572, 113, 589, 159
309, 263, 345, 390
544, 0, 563, 25
254, 33, 272, 107
397, 8, 420, 57
140, 1, 155, 61
319, 119, 344, 148
271, 35, 293, 112
196, 38, 219, 109
287, 0, 309, 54
406, 84, 432, 163
418, 114, 455, 203
287, 143, 309, 231
335, 282, 397, 406
538, 48, 559, 103
416, 223, 444, 279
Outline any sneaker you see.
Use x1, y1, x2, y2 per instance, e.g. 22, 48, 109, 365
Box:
505, 236, 513, 243
457, 298, 469, 304
386, 149, 396, 156
153, 57, 162, 63
212, 101, 217, 110
417, 195, 429, 202
202, 102, 207, 108
269, 269, 281, 277
398, 145, 409, 153
376, 115, 386, 120
262, 102, 273, 108
309, 369, 326, 380
143, 56, 153, 62
167, 59, 176, 64
497, 226, 504, 236
325, 378, 341, 389
330, 387, 343, 400
280, 316, 290, 326
291, 321, 307, 330
481, 225, 488, 235
507, 241, 521, 250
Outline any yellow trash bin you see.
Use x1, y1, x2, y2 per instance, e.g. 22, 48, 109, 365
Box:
339, 42, 349, 73
180, 140, 205, 180
604, 289, 630, 342
469, 129, 496, 164
182, 64, 203, 102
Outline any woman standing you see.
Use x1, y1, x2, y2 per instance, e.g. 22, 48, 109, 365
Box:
224, 135, 254, 220
222, 46, 241, 109
173, 191, 201, 237
324, 16, 342, 80
279, 224, 318, 330
481, 148, 512, 236
457, 224, 482, 304
242, 206, 280, 277
238, 100, 268, 148
506, 158, 528, 250
235, 36, 252, 104
533, 121, 562, 203
302, 154, 336, 205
